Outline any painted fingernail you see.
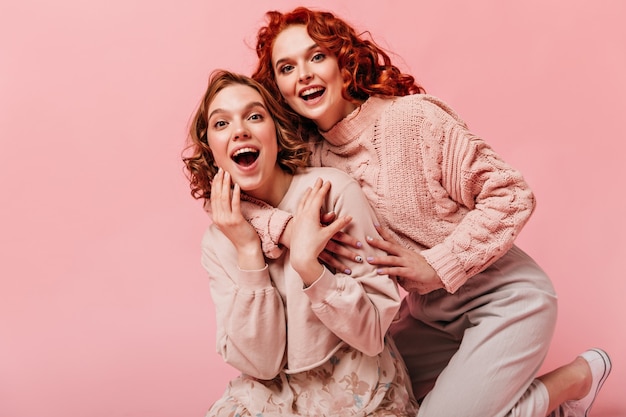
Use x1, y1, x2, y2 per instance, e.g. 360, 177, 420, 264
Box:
355, 256, 363, 263
376, 269, 383, 274
356, 241, 363, 248
344, 268, 352, 275
367, 257, 374, 263
366, 236, 373, 241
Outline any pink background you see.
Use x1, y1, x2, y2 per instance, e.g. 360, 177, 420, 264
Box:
1, 0, 624, 415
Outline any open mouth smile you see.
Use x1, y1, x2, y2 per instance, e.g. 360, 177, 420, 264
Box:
300, 86, 325, 101
231, 147, 260, 167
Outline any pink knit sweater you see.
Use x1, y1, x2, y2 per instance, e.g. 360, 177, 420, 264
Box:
242, 95, 535, 294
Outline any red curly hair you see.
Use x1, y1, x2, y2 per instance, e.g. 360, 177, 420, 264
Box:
252, 7, 426, 139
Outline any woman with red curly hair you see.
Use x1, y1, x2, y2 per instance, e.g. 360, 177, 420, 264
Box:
236, 6, 612, 417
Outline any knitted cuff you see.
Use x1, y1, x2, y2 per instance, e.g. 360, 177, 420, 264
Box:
421, 246, 467, 294
240, 196, 292, 260
264, 210, 293, 259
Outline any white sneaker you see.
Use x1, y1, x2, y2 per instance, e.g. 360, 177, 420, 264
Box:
562, 348, 612, 417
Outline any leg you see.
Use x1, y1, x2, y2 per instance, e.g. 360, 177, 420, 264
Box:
544, 348, 612, 417
396, 247, 558, 417
389, 297, 462, 401
540, 357, 590, 413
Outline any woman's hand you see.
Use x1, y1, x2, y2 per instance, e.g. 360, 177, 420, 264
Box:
279, 212, 363, 275
210, 168, 264, 270
289, 178, 352, 286
366, 225, 444, 294
319, 213, 364, 274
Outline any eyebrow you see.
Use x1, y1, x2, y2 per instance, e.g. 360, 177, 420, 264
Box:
274, 43, 318, 70
208, 101, 267, 120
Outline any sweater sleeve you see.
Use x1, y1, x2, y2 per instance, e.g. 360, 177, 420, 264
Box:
301, 174, 401, 356
200, 228, 287, 379
420, 102, 536, 293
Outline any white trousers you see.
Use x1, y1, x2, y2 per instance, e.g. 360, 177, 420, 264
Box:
390, 245, 558, 417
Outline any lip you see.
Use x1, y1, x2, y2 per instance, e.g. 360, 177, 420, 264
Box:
297, 85, 326, 104
229, 145, 261, 172
230, 145, 260, 159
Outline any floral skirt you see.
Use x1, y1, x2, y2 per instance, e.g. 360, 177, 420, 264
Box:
206, 337, 418, 417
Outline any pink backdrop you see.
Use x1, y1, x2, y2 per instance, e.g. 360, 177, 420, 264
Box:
1, 0, 624, 415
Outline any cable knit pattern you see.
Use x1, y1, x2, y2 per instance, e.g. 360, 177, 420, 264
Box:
314, 95, 535, 293
239, 94, 535, 293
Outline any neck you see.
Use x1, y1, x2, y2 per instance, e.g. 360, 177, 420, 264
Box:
317, 99, 361, 132
246, 168, 293, 208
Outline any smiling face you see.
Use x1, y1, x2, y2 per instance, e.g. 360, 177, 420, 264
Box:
271, 25, 357, 131
206, 84, 290, 205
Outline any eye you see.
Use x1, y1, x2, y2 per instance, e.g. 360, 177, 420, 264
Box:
311, 52, 325, 63
279, 64, 294, 74
213, 120, 228, 129
248, 113, 264, 122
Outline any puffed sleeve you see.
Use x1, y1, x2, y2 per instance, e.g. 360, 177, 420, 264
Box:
200, 227, 287, 379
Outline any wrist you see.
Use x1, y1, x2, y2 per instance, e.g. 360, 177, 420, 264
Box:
293, 260, 325, 286
237, 243, 265, 270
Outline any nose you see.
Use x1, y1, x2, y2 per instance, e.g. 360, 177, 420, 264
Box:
298, 66, 313, 83
233, 121, 250, 140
